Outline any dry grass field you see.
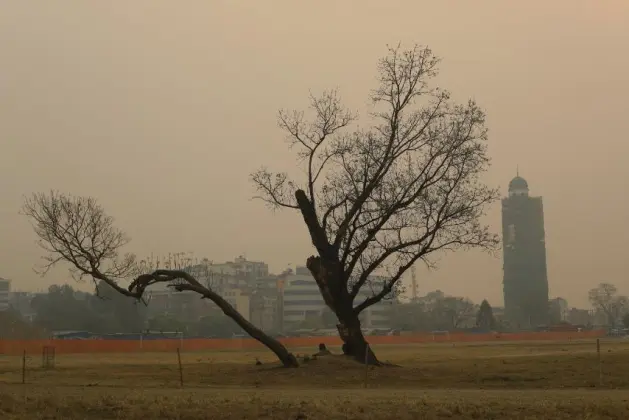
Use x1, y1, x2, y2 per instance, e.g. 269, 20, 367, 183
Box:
2, 339, 629, 419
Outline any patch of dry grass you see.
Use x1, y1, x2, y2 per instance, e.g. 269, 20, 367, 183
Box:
1, 339, 629, 418
2, 387, 629, 419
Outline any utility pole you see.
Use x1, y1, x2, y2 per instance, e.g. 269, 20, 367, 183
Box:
411, 265, 418, 302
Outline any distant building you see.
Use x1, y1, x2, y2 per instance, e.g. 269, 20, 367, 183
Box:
249, 287, 281, 332
491, 306, 506, 324
145, 256, 269, 321
249, 274, 288, 332
8, 291, 39, 321
145, 289, 215, 323
0, 278, 10, 311
548, 297, 569, 324
502, 175, 549, 328
567, 308, 592, 326
201, 256, 269, 291
282, 266, 390, 331
223, 288, 251, 322
140, 256, 391, 331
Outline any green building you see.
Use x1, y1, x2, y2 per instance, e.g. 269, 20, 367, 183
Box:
502, 175, 549, 328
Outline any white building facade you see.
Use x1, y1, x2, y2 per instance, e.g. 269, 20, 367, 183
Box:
282, 267, 390, 330
223, 288, 251, 322
187, 256, 269, 295
144, 256, 267, 321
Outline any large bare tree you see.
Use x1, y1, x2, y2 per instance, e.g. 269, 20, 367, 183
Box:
251, 44, 498, 364
588, 283, 628, 328
21, 191, 298, 367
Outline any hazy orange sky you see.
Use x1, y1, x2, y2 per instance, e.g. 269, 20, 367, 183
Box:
1, 1, 628, 308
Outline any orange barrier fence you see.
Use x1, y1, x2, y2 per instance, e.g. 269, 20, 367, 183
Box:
0, 330, 606, 356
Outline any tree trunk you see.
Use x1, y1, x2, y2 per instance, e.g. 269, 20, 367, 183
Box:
303, 256, 380, 365
230, 311, 299, 368
208, 294, 299, 368
337, 313, 380, 365
169, 281, 299, 368
292, 192, 380, 366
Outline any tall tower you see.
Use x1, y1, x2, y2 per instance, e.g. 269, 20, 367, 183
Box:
502, 175, 549, 329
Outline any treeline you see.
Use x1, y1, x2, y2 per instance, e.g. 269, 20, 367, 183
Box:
15, 282, 244, 338
388, 290, 496, 332
11, 283, 500, 337
293, 290, 497, 333
0, 310, 48, 339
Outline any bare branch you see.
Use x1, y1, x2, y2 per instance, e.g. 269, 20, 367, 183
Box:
21, 191, 138, 298
252, 90, 356, 214
250, 169, 300, 209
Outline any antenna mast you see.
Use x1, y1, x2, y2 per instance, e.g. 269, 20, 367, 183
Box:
411, 265, 418, 301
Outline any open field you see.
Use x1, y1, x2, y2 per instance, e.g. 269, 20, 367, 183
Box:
2, 339, 629, 419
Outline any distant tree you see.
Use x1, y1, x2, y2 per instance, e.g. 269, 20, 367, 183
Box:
147, 314, 185, 333
21, 191, 298, 367
623, 313, 629, 329
388, 300, 428, 331
476, 299, 496, 331
422, 290, 447, 308
252, 44, 499, 364
192, 314, 245, 338
0, 310, 48, 339
90, 280, 147, 333
31, 284, 100, 332
414, 291, 475, 330
588, 283, 628, 327
440, 296, 476, 329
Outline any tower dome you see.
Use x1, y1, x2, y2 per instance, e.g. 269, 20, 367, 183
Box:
509, 176, 528, 191
508, 176, 529, 197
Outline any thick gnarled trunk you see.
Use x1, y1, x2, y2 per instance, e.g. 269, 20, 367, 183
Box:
305, 256, 380, 365
295, 190, 380, 365
337, 313, 380, 365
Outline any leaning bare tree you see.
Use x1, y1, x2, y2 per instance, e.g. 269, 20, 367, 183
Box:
21, 191, 298, 367
251, 44, 498, 364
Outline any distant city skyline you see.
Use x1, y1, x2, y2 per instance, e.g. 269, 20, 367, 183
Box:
2, 2, 628, 308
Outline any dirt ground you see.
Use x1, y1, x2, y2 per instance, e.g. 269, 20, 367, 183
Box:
1, 339, 628, 419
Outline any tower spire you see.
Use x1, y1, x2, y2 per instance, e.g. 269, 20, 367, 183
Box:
516, 165, 519, 177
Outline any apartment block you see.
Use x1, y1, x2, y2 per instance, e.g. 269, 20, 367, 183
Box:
0, 278, 10, 311
282, 266, 390, 330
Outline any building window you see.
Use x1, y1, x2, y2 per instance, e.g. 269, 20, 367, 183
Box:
283, 290, 320, 296
289, 280, 315, 286
284, 310, 305, 316
283, 300, 324, 306
507, 224, 516, 243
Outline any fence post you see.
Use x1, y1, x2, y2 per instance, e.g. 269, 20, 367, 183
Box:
597, 338, 603, 386
42, 346, 56, 369
363, 344, 369, 388
176, 347, 184, 388
21, 350, 26, 384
